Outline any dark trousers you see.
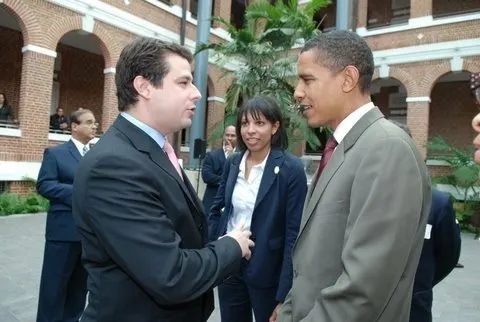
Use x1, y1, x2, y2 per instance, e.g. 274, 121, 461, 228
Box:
217, 269, 278, 322
36, 241, 88, 322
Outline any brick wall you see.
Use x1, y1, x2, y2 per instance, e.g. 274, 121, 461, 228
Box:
429, 80, 477, 151
56, 43, 105, 124
8, 181, 35, 195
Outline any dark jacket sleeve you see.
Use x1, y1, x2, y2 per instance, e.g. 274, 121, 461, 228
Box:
201, 151, 222, 186
36, 148, 73, 206
83, 153, 242, 306
207, 154, 235, 242
276, 155, 307, 302
433, 193, 461, 285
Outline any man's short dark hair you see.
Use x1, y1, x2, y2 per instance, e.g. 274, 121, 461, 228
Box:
302, 30, 375, 93
70, 108, 94, 124
235, 96, 288, 152
115, 37, 193, 111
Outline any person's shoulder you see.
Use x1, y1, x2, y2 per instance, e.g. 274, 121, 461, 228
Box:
432, 188, 451, 205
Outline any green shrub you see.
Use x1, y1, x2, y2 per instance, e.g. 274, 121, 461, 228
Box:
0, 193, 49, 216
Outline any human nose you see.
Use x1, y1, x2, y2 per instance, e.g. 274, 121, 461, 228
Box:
192, 84, 202, 102
294, 83, 305, 102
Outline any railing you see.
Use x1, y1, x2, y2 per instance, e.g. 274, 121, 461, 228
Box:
367, 6, 410, 29
0, 120, 19, 129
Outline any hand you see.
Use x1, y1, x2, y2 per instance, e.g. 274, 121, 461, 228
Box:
269, 303, 282, 322
224, 224, 254, 259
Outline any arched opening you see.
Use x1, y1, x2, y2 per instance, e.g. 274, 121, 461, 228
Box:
371, 77, 408, 124
0, 5, 24, 128
49, 31, 105, 135
429, 71, 476, 153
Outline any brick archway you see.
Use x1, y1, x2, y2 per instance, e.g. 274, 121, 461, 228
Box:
2, 0, 42, 45
463, 57, 480, 74
389, 66, 416, 97
422, 60, 451, 96
43, 16, 115, 68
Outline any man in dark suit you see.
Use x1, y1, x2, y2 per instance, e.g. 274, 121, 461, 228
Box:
390, 120, 461, 322
72, 37, 254, 322
410, 188, 461, 322
36, 109, 98, 322
201, 125, 236, 213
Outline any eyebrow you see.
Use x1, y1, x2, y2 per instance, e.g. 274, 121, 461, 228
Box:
298, 72, 315, 79
177, 74, 193, 82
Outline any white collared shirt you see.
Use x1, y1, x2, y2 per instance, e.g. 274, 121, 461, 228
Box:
71, 137, 89, 156
226, 150, 270, 233
333, 102, 375, 144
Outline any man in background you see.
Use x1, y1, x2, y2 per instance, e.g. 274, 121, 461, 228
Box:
390, 120, 461, 322
201, 125, 236, 214
36, 109, 97, 322
50, 107, 70, 131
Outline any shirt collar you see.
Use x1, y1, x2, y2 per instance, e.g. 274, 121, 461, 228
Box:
121, 112, 166, 149
71, 137, 87, 155
239, 149, 270, 174
333, 102, 375, 144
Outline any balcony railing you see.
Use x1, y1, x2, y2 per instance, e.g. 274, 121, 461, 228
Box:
0, 120, 19, 129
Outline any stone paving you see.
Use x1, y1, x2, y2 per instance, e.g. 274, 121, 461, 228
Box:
0, 213, 479, 322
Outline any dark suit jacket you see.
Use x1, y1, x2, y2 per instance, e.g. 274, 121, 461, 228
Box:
72, 115, 242, 322
410, 188, 461, 322
0, 104, 13, 122
37, 140, 81, 241
208, 149, 307, 302
201, 148, 226, 213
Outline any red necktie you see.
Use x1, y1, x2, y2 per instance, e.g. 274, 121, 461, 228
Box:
313, 136, 338, 186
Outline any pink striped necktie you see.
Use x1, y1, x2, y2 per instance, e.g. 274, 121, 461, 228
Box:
163, 140, 183, 180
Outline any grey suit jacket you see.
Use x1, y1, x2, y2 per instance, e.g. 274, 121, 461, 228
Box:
277, 108, 431, 322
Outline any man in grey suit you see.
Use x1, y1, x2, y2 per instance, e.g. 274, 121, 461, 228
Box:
276, 30, 431, 322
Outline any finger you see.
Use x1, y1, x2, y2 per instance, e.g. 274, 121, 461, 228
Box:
242, 230, 252, 238
248, 240, 255, 248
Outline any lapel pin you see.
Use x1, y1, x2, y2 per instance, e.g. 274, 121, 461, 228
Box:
274, 166, 280, 174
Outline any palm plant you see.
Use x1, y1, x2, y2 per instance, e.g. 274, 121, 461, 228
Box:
427, 136, 480, 234
197, 0, 330, 151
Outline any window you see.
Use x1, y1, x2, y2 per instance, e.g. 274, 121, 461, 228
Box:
313, 0, 337, 32
190, 0, 215, 19
367, 0, 410, 28
230, 0, 247, 29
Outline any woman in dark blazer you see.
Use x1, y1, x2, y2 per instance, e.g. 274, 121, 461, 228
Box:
208, 96, 308, 322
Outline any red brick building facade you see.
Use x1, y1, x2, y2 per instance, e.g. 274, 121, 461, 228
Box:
0, 0, 479, 194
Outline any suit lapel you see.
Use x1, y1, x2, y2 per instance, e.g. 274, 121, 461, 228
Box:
67, 140, 81, 162
225, 154, 241, 206
112, 116, 203, 216
299, 145, 345, 234
253, 149, 283, 211
298, 107, 385, 235
148, 143, 203, 215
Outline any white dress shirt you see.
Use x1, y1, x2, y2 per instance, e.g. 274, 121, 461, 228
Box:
226, 150, 270, 233
71, 137, 89, 156
333, 102, 375, 144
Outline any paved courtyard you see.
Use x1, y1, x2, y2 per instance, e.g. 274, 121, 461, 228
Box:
0, 213, 479, 322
